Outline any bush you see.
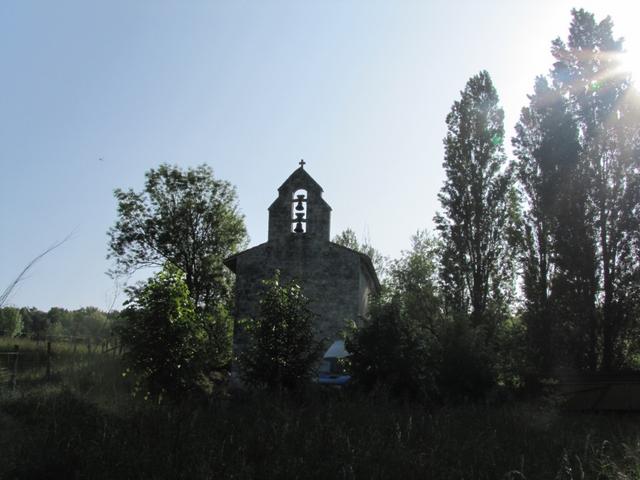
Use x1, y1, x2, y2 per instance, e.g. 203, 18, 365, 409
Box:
239, 273, 324, 390
347, 297, 504, 403
438, 315, 497, 401
346, 297, 439, 402
118, 263, 231, 400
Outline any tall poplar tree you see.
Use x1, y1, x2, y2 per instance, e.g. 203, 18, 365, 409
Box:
551, 9, 640, 370
435, 71, 517, 336
512, 76, 597, 372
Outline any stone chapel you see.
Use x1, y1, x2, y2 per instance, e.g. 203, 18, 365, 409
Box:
223, 162, 380, 342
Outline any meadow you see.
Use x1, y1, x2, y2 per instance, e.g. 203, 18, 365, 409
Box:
1, 337, 640, 480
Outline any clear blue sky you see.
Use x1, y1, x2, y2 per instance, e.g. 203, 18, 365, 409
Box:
1, 0, 638, 311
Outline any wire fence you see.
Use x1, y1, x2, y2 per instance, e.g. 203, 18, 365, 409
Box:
0, 346, 20, 389
0, 336, 122, 392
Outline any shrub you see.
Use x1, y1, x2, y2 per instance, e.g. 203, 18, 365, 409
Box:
118, 263, 231, 400
438, 315, 497, 401
347, 297, 504, 403
346, 297, 439, 402
239, 273, 324, 390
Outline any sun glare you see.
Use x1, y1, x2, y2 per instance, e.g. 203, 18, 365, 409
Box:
620, 52, 640, 86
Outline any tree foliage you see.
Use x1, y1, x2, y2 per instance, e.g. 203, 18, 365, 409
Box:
549, 9, 640, 371
0, 306, 119, 342
347, 231, 498, 402
346, 297, 438, 401
239, 273, 323, 391
119, 263, 232, 400
434, 70, 518, 335
108, 164, 247, 309
437, 315, 498, 400
18, 307, 50, 340
47, 307, 112, 340
385, 230, 440, 330
0, 307, 23, 337
510, 9, 640, 373
347, 232, 441, 401
512, 76, 593, 373
333, 228, 388, 279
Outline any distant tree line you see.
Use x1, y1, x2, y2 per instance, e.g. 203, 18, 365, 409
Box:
0, 305, 119, 342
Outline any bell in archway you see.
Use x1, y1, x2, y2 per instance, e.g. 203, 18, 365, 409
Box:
294, 213, 305, 233
295, 194, 305, 211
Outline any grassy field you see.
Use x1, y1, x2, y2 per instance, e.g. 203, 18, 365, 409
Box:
1, 338, 640, 479
0, 337, 126, 403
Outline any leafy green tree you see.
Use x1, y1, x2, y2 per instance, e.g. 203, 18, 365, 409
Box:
550, 9, 640, 370
346, 231, 442, 401
20, 307, 49, 340
45, 307, 111, 341
73, 307, 110, 339
434, 71, 518, 336
108, 164, 247, 310
386, 230, 441, 331
47, 307, 72, 338
0, 307, 23, 337
348, 229, 502, 401
239, 272, 323, 391
332, 228, 359, 250
119, 263, 230, 400
333, 228, 388, 279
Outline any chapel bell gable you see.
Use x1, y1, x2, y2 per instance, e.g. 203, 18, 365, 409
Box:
224, 162, 380, 343
267, 162, 332, 242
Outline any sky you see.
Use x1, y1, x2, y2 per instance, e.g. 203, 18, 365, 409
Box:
1, 0, 638, 311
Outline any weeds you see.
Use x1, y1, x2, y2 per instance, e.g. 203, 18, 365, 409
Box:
1, 339, 640, 479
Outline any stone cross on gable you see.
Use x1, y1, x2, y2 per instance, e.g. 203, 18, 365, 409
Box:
299, 159, 306, 168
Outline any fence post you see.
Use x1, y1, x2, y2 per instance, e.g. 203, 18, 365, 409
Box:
10, 345, 19, 391
46, 341, 52, 380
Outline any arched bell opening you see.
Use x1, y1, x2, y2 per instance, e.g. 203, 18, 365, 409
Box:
291, 189, 307, 233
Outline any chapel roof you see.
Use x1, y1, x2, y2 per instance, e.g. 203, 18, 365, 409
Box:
277, 165, 324, 194
268, 165, 332, 212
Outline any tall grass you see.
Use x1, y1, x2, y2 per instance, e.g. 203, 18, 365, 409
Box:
0, 336, 129, 407
1, 338, 640, 479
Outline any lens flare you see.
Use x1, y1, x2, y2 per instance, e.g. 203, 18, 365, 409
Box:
619, 52, 640, 88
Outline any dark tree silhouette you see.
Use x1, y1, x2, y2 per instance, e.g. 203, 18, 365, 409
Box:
551, 9, 640, 370
512, 76, 593, 373
434, 71, 518, 336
